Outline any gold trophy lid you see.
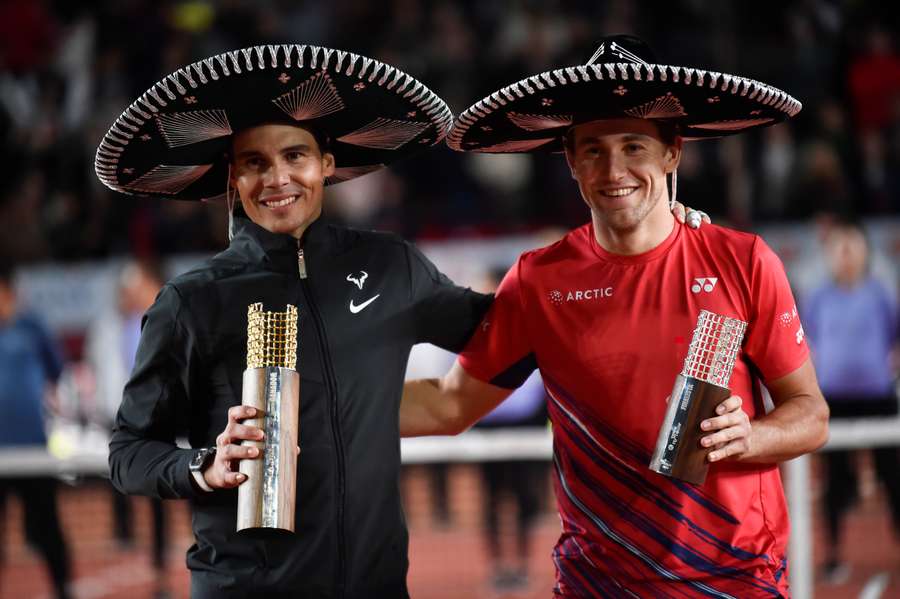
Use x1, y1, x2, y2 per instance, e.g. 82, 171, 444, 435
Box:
246, 303, 298, 370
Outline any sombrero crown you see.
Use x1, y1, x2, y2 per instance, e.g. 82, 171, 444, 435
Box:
448, 34, 802, 153
95, 44, 453, 200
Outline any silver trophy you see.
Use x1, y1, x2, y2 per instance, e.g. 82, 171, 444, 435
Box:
649, 310, 747, 485
237, 303, 300, 532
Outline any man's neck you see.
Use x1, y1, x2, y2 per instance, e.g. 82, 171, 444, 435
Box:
290, 209, 323, 241
591, 202, 676, 256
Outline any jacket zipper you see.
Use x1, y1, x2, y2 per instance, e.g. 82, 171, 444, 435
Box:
297, 248, 307, 279
296, 243, 347, 597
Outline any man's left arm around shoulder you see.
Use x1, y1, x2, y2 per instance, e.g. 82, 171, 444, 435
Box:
401, 362, 512, 437
699, 357, 829, 464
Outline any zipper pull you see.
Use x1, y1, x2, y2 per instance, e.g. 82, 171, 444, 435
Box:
297, 247, 307, 279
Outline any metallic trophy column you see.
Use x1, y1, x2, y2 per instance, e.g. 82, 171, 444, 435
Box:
649, 310, 747, 485
237, 303, 300, 532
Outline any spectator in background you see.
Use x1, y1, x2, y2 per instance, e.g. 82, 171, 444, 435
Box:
84, 258, 169, 599
803, 217, 900, 584
0, 259, 71, 599
475, 266, 549, 594
847, 26, 900, 213
847, 25, 900, 135
786, 139, 853, 220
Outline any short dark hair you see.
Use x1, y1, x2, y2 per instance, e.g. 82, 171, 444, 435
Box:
829, 213, 869, 246
564, 120, 680, 153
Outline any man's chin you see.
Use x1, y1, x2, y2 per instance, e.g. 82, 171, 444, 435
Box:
595, 208, 641, 232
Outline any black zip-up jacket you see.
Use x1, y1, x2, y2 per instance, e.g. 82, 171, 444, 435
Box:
108, 216, 491, 598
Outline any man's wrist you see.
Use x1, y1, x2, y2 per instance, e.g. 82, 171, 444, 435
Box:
191, 469, 214, 492
188, 447, 217, 493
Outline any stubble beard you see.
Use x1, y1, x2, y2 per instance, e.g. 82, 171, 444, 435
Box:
593, 188, 661, 233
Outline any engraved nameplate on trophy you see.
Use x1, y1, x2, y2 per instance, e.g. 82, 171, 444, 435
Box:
649, 310, 747, 485
237, 303, 299, 532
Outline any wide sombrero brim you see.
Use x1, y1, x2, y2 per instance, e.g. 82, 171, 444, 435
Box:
95, 44, 453, 200
447, 62, 802, 153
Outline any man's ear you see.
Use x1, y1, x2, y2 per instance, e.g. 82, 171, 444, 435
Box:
664, 137, 683, 174
322, 152, 336, 178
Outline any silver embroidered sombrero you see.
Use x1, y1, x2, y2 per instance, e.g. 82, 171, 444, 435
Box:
95, 44, 453, 200
447, 35, 801, 153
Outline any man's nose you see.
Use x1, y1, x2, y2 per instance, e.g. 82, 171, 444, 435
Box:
586, 152, 625, 182
263, 161, 291, 187
601, 152, 627, 180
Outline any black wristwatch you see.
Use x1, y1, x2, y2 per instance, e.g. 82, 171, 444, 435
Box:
189, 447, 217, 473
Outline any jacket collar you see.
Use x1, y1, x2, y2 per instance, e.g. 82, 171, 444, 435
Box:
228, 215, 330, 272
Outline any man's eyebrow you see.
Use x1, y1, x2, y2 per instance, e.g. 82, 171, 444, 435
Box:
620, 134, 652, 142
281, 144, 313, 153
234, 149, 261, 160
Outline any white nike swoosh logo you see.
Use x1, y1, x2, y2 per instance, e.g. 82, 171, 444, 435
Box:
349, 294, 380, 314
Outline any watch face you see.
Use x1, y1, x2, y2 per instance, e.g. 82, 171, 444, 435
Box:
191, 448, 214, 471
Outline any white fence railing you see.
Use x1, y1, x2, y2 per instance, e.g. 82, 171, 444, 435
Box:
2, 420, 899, 598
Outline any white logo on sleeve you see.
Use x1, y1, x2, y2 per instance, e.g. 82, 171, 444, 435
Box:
795, 324, 805, 345
691, 277, 718, 294
349, 294, 380, 314
346, 271, 368, 290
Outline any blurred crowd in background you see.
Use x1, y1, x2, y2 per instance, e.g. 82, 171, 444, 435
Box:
2, 1, 900, 597
1, 0, 899, 265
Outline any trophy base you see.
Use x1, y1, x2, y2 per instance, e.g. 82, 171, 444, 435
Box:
649, 375, 730, 486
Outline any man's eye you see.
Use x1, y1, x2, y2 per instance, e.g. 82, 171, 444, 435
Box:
286, 151, 305, 161
625, 143, 645, 152
244, 157, 263, 168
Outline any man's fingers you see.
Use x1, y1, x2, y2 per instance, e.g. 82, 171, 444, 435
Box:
671, 201, 687, 223
701, 422, 741, 447
714, 395, 743, 415
708, 439, 749, 462
701, 408, 745, 434
222, 470, 247, 487
219, 443, 262, 461
226, 422, 265, 441
228, 405, 263, 422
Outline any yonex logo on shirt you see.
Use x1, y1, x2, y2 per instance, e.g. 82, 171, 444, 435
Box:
548, 287, 613, 305
691, 277, 718, 294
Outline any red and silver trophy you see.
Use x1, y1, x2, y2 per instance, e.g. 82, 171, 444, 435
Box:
237, 303, 300, 532
649, 310, 747, 485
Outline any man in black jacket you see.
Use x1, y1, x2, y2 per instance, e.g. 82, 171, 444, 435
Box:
99, 44, 490, 599
99, 44, 703, 598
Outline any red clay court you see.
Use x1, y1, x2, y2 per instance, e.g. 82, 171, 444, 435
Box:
2, 462, 898, 599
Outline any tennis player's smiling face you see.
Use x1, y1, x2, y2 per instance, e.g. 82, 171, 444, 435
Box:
230, 124, 335, 239
565, 118, 681, 234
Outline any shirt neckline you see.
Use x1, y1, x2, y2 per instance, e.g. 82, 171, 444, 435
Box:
588, 219, 683, 265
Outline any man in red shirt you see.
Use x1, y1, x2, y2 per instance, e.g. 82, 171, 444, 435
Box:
401, 35, 829, 597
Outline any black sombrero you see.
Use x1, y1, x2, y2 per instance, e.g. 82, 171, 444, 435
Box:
447, 35, 801, 153
95, 44, 453, 200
